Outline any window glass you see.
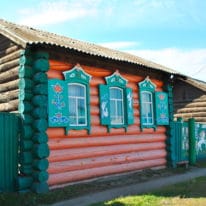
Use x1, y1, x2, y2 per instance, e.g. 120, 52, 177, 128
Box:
109, 87, 124, 125
68, 83, 87, 126
141, 91, 154, 125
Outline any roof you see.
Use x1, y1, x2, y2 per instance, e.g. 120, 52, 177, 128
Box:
0, 19, 181, 76
183, 78, 206, 92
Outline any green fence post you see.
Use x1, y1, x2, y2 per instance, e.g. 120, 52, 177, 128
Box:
189, 118, 196, 165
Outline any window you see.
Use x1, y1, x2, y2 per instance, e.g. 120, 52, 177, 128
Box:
48, 65, 91, 134
99, 71, 134, 132
110, 87, 124, 125
68, 83, 87, 126
139, 76, 169, 130
141, 91, 154, 125
139, 77, 156, 129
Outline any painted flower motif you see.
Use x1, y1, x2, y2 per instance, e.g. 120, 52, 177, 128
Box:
159, 94, 165, 100
53, 84, 62, 93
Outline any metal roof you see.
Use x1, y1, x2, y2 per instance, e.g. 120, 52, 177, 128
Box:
0, 19, 181, 75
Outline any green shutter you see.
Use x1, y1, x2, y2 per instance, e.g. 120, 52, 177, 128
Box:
48, 79, 69, 127
155, 92, 169, 125
125, 88, 134, 125
99, 84, 110, 125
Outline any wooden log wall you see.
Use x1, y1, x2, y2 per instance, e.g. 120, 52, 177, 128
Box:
0, 35, 22, 112
173, 80, 206, 123
47, 59, 167, 187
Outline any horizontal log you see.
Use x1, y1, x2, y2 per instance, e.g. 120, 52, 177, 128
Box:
0, 79, 19, 92
0, 49, 21, 65
174, 101, 206, 108
0, 99, 18, 111
48, 158, 166, 186
48, 134, 166, 150
49, 59, 72, 71
0, 89, 19, 103
176, 107, 206, 113
193, 117, 206, 123
174, 112, 206, 118
48, 150, 166, 174
0, 45, 20, 57
47, 69, 63, 79
0, 66, 19, 83
47, 126, 166, 139
0, 58, 19, 73
49, 142, 166, 162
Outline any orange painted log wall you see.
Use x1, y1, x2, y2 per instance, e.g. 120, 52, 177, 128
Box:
47, 60, 167, 187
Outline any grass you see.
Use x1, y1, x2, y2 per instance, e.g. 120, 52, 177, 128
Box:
91, 176, 206, 206
0, 162, 205, 206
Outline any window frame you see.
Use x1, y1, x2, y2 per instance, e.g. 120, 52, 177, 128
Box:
99, 71, 134, 132
68, 83, 87, 127
109, 86, 124, 126
138, 76, 156, 130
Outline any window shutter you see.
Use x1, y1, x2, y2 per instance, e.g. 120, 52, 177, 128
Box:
99, 84, 110, 125
125, 87, 134, 125
48, 79, 69, 127
155, 92, 169, 125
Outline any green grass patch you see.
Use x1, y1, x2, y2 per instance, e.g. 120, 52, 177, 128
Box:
91, 176, 206, 206
0, 164, 206, 206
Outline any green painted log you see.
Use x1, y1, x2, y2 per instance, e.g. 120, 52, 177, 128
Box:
33, 119, 48, 132
33, 171, 49, 182
17, 177, 33, 190
20, 152, 33, 164
33, 84, 48, 95
189, 118, 196, 165
19, 65, 33, 78
34, 72, 48, 83
19, 78, 34, 90
21, 140, 33, 150
20, 165, 33, 175
33, 59, 49, 72
33, 107, 47, 118
32, 132, 48, 143
19, 90, 33, 101
19, 55, 33, 66
31, 182, 49, 193
19, 101, 33, 113
32, 95, 47, 107
23, 114, 33, 124
33, 159, 49, 170
34, 51, 49, 60
22, 125, 33, 139
33, 143, 50, 158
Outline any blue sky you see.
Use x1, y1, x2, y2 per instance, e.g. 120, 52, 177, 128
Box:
1, 0, 206, 81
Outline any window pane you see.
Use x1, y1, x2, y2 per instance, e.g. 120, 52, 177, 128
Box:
68, 83, 87, 126
110, 88, 122, 99
109, 87, 124, 125
141, 92, 154, 125
78, 117, 86, 125
69, 84, 84, 97
78, 99, 85, 117
69, 98, 76, 117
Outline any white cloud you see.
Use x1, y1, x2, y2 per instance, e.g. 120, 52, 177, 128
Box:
127, 48, 206, 81
17, 0, 97, 26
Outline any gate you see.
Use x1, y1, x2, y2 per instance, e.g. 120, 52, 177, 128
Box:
172, 118, 206, 167
195, 123, 206, 160
173, 119, 189, 165
0, 113, 20, 192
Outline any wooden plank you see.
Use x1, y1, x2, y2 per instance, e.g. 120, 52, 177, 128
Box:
0, 66, 19, 83
0, 89, 19, 103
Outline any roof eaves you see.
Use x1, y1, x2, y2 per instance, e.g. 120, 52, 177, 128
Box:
0, 24, 27, 48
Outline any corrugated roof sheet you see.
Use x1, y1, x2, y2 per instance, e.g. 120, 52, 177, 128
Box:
0, 19, 181, 75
